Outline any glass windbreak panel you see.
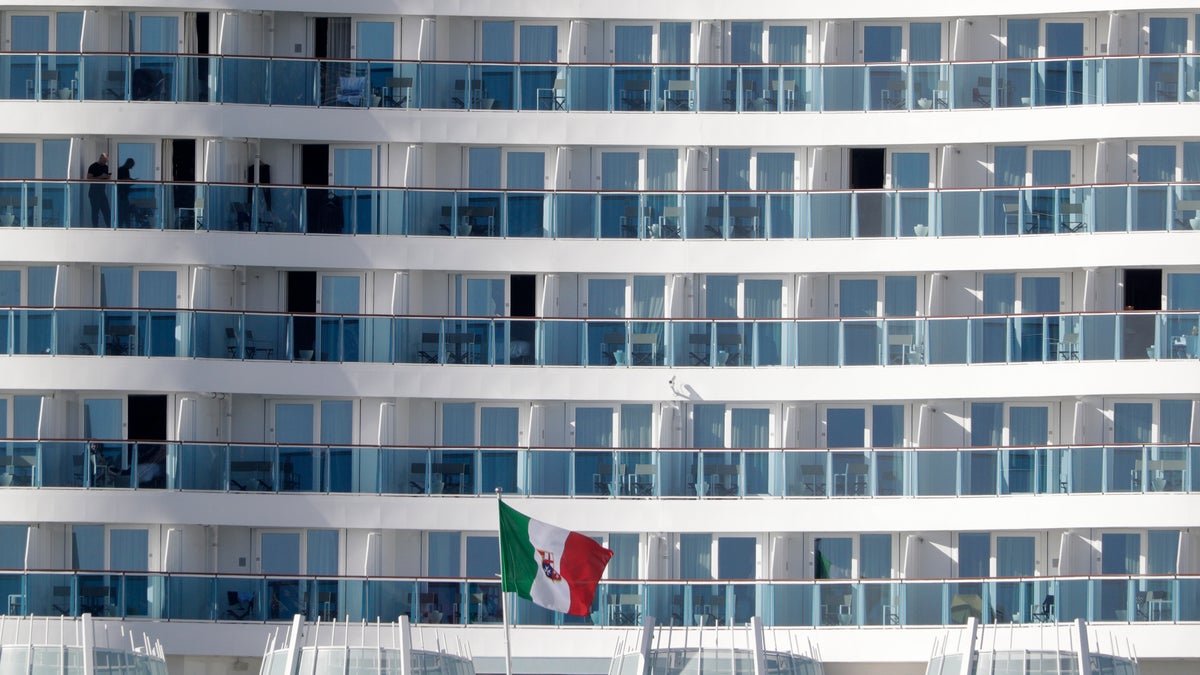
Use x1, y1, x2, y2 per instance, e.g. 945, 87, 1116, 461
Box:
814, 537, 851, 579
958, 533, 991, 578
863, 26, 901, 62
261, 532, 300, 574
717, 537, 755, 579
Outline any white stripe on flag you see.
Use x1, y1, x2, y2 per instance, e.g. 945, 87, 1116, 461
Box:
526, 517, 571, 613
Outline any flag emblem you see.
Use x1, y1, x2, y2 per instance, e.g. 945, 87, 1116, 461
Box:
538, 550, 562, 581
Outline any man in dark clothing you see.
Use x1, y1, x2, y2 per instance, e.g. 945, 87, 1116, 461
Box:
116, 157, 135, 226
86, 153, 111, 227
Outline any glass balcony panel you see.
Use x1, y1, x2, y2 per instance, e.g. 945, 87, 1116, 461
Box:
1164, 313, 1200, 359
904, 583, 944, 625
269, 59, 317, 106
505, 192, 547, 237
27, 573, 76, 615
765, 193, 797, 238
821, 66, 864, 111
1144, 57, 1181, 103
0, 184, 25, 227
794, 321, 838, 366
416, 63, 465, 109
817, 583, 855, 626
2, 54, 37, 100
842, 320, 881, 366
218, 57, 267, 104
684, 194, 726, 239
743, 451, 771, 496
713, 322, 749, 367
541, 320, 581, 366
518, 65, 559, 111
969, 317, 1009, 363
897, 191, 932, 238
137, 310, 181, 358
642, 193, 680, 239
598, 193, 638, 239
867, 65, 907, 111
916, 451, 956, 496
1097, 578, 1132, 621
173, 56, 210, 103
613, 67, 653, 111
466, 582, 502, 624
862, 582, 900, 625
565, 65, 608, 111
476, 65, 515, 110
428, 449, 475, 494
527, 450, 569, 496
659, 451, 698, 497
1119, 312, 1157, 360
999, 62, 1034, 108
809, 193, 851, 238
854, 192, 891, 238
405, 190, 454, 237
418, 581, 463, 623
951, 63, 994, 109
960, 451, 998, 495
81, 55, 129, 101
1080, 314, 1117, 360
768, 584, 814, 626
30, 180, 71, 228
1089, 185, 1129, 233
365, 579, 415, 623
671, 321, 711, 367
1106, 446, 1144, 492
77, 574, 119, 617
874, 451, 905, 496
173, 444, 225, 491
34, 441, 82, 488
479, 450, 518, 494
244, 313, 287, 361
1132, 184, 1170, 232
784, 451, 826, 497
6, 308, 52, 356
910, 64, 945, 110
949, 582, 984, 626
727, 194, 764, 239
657, 66, 694, 112
999, 449, 1038, 495
748, 321, 783, 366
1103, 57, 1140, 104
574, 450, 614, 497
229, 445, 275, 492
831, 451, 869, 496
1069, 447, 1104, 493
1179, 579, 1200, 620
553, 193, 596, 238
696, 66, 737, 111
191, 311, 239, 360
884, 319, 922, 365
627, 321, 664, 367
379, 446, 427, 494
129, 54, 175, 102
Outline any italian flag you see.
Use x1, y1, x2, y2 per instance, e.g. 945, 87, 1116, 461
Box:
498, 499, 613, 616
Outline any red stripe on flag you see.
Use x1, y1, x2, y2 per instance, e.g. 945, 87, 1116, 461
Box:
559, 531, 614, 616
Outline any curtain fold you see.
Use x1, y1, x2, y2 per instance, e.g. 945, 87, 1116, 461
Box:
519, 25, 557, 62
909, 23, 941, 61
730, 22, 763, 63
480, 407, 519, 446
441, 403, 475, 446
658, 22, 691, 63
614, 26, 652, 63
619, 404, 652, 448
693, 404, 725, 447
731, 408, 769, 448
646, 149, 678, 191
575, 407, 614, 447
768, 26, 805, 63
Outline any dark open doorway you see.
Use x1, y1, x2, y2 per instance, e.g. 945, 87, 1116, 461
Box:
171, 139, 195, 228
288, 271, 317, 359
510, 274, 536, 364
850, 148, 886, 237
1122, 269, 1161, 359
127, 394, 167, 489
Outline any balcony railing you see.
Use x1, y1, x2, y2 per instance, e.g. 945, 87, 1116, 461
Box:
1, 179, 1198, 238
4, 52, 1199, 112
0, 307, 1197, 367
0, 571, 1194, 627
1, 439, 1195, 498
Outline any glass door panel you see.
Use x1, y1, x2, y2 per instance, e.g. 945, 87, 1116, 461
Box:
275, 403, 315, 491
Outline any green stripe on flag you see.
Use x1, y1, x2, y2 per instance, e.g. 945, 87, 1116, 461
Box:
498, 499, 539, 597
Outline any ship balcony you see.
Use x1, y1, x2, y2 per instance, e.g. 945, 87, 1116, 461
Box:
0, 307, 1197, 367
3, 52, 1199, 112
0, 439, 1195, 499
1, 180, 1199, 238
0, 570, 1195, 628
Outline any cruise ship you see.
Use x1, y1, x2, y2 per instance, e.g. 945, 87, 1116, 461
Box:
0, 1, 1197, 674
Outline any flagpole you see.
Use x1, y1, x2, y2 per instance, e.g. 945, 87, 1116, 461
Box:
496, 488, 514, 675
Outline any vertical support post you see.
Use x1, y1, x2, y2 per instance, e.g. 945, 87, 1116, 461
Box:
281, 615, 304, 675
80, 614, 94, 675
958, 616, 977, 675
749, 616, 767, 675
397, 616, 412, 675
637, 615, 655, 675
1074, 618, 1093, 675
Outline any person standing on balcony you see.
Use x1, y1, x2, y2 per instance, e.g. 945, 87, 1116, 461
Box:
86, 153, 111, 227
116, 157, 135, 227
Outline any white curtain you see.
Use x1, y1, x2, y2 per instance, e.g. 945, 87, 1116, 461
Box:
768, 26, 805, 63
693, 404, 725, 447
646, 149, 678, 191
632, 276, 664, 318
756, 153, 794, 191
575, 407, 613, 447
441, 403, 475, 445
744, 279, 781, 318
658, 22, 690, 63
519, 25, 557, 62
614, 26, 652, 63
680, 533, 712, 578
620, 404, 652, 448
731, 408, 769, 448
